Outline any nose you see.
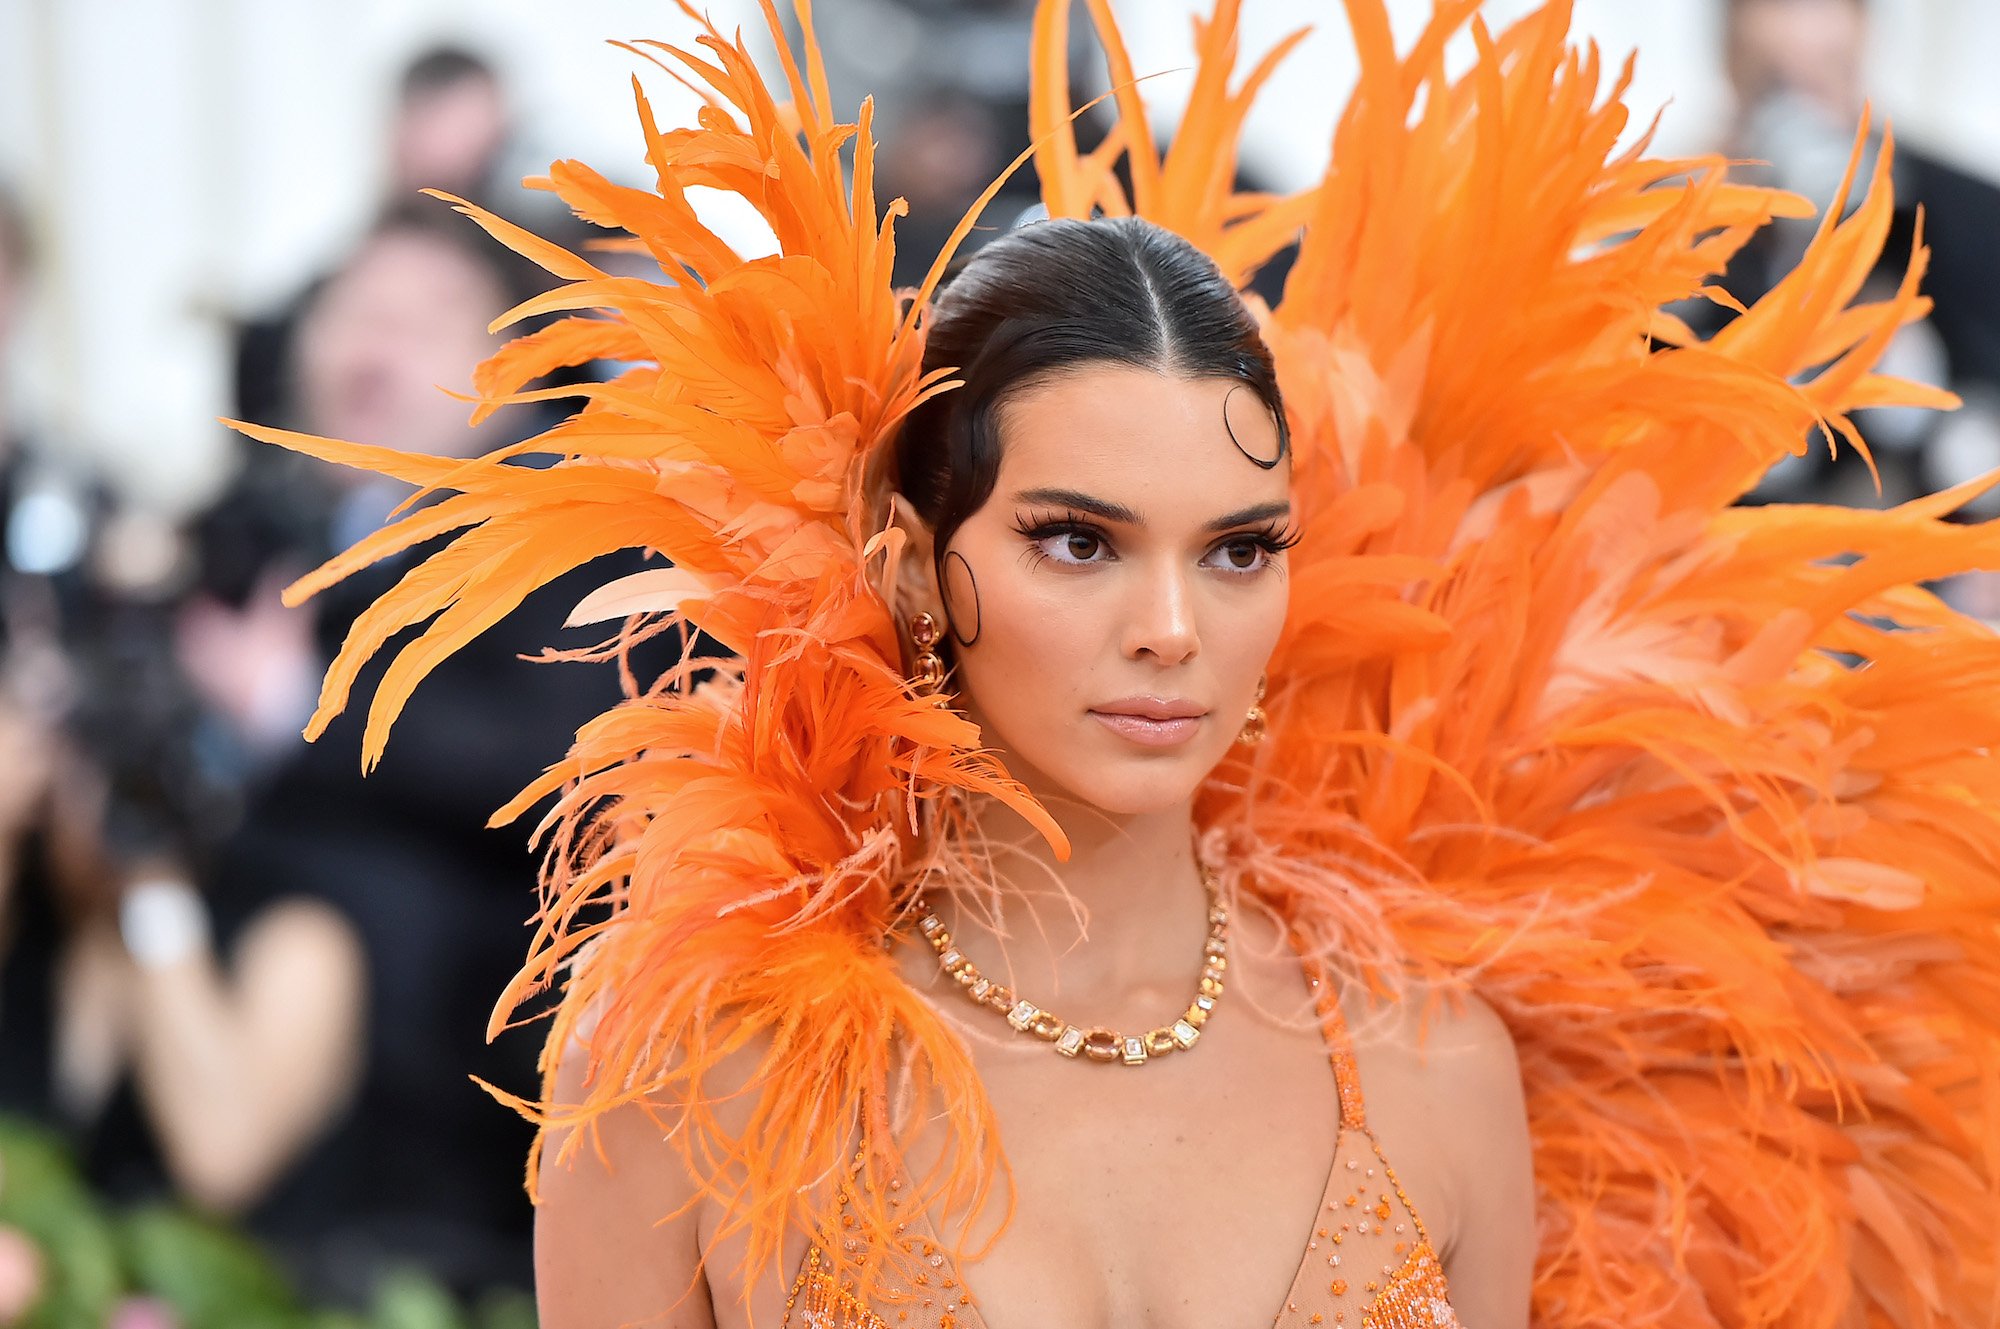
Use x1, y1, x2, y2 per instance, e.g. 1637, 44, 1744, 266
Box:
1123, 561, 1200, 665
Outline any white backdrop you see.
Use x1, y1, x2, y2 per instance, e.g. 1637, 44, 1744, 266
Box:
2, 0, 1995, 513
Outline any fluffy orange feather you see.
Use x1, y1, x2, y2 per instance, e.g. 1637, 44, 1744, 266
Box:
235, 1, 1999, 1324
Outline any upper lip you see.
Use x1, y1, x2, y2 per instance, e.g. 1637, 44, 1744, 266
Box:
1091, 696, 1209, 720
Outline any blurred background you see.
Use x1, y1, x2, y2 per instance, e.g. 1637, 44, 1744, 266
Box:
0, 1, 1995, 1325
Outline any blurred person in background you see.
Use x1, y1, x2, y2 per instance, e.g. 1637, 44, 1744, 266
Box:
0, 174, 255, 1265
808, 1, 1296, 297
877, 85, 1028, 288
1693, 0, 2000, 529
188, 198, 544, 767
803, 0, 1048, 283
1, 197, 648, 1307
386, 46, 513, 207
150, 200, 647, 1303
0, 181, 65, 1111
234, 43, 521, 432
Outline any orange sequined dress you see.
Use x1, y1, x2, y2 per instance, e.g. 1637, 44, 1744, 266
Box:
784, 961, 1458, 1329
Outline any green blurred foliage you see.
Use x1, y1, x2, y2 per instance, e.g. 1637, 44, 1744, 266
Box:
0, 1118, 534, 1329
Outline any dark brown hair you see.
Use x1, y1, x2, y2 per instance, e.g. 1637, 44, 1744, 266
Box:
894, 216, 1288, 620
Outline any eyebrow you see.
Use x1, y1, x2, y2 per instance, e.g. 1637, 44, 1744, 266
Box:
1013, 487, 1290, 533
1013, 487, 1141, 524
1204, 501, 1292, 532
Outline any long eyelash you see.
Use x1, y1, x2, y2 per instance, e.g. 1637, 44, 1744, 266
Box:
1013, 507, 1099, 540
1010, 512, 1299, 566
1233, 522, 1303, 553
1014, 509, 1108, 570
1016, 508, 1112, 564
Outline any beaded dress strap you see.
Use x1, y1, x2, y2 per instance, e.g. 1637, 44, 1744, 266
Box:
1297, 949, 1448, 1264
1298, 951, 1369, 1132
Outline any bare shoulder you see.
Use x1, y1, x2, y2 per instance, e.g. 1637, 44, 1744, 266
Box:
533, 1001, 717, 1329
1344, 980, 1534, 1329
533, 997, 807, 1329
1337, 984, 1527, 1212
1345, 979, 1521, 1101
1417, 984, 1521, 1094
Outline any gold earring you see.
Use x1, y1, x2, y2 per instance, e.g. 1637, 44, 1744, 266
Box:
1238, 675, 1268, 746
909, 612, 947, 694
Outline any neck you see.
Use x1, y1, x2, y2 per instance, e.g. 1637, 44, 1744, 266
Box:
917, 793, 1212, 1021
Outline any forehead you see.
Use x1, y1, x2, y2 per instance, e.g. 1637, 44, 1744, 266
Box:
327, 231, 501, 312
1729, 0, 1864, 42
992, 365, 1288, 514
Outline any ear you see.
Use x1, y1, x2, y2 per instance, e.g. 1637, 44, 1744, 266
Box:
884, 493, 945, 627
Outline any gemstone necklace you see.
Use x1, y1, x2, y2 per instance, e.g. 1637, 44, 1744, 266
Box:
911, 863, 1228, 1066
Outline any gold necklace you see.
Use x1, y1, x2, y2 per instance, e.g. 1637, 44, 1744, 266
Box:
912, 864, 1228, 1066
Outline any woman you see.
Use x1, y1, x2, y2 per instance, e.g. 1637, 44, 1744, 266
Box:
533, 217, 1536, 1327
239, 1, 2000, 1326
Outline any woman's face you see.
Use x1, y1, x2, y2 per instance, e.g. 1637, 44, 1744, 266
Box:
923, 364, 1292, 819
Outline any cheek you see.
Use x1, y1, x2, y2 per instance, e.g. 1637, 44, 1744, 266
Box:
1237, 579, 1291, 665
1205, 580, 1289, 722
949, 550, 1104, 717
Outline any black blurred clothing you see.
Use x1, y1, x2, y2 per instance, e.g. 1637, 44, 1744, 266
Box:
1, 523, 670, 1302
1895, 149, 2000, 388
209, 548, 661, 1300
1687, 143, 2000, 506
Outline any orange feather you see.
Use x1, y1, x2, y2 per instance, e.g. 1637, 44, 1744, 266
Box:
242, 1, 2000, 1323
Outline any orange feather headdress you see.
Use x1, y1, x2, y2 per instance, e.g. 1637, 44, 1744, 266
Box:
233, 0, 2000, 1324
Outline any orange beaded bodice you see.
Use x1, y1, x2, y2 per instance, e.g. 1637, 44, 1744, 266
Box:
783, 962, 1459, 1329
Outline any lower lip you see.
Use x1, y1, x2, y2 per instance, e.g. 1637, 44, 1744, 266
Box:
1089, 711, 1206, 748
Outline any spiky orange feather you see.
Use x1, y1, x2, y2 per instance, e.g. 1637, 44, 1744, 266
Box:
241, 1, 2000, 1324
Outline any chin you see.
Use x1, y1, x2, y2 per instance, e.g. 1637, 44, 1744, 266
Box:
1072, 781, 1203, 818
1037, 747, 1223, 819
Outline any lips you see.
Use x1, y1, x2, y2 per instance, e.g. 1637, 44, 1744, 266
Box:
1089, 697, 1209, 748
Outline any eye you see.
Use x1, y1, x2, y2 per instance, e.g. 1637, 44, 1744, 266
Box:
1016, 510, 1118, 568
1037, 527, 1110, 566
1203, 528, 1296, 575
1208, 538, 1270, 573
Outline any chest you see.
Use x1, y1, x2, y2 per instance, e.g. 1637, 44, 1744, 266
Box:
710, 966, 1462, 1329
888, 1002, 1350, 1329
